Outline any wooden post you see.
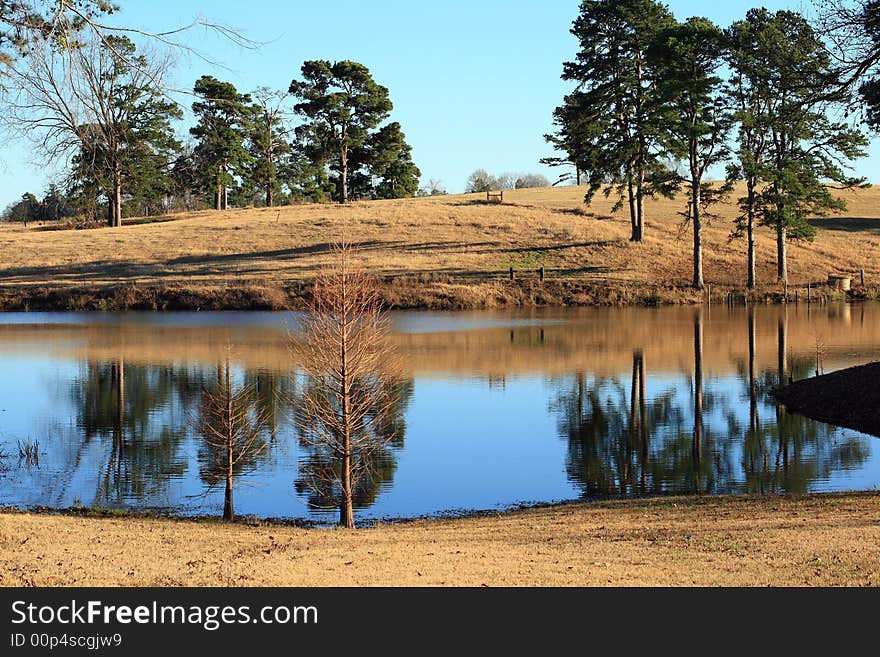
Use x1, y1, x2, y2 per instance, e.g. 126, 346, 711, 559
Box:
795, 289, 799, 304
500, 190, 504, 203
706, 284, 711, 308
539, 266, 545, 282
861, 269, 866, 287
807, 283, 811, 304
509, 267, 514, 281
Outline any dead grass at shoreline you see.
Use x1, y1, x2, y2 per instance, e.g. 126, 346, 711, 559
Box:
1, 184, 878, 310
2, 493, 880, 586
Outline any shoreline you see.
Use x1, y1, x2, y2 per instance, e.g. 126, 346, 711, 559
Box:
774, 361, 880, 438
0, 280, 872, 312
2, 491, 880, 586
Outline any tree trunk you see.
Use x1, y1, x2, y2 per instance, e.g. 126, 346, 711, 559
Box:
630, 352, 638, 430
267, 142, 275, 207
575, 167, 582, 186
635, 169, 645, 242
340, 448, 353, 529
115, 357, 124, 446
746, 180, 756, 290
215, 164, 223, 211
693, 312, 703, 466
224, 359, 235, 522
339, 302, 355, 528
224, 475, 234, 522
777, 315, 787, 387
637, 351, 647, 493
626, 164, 639, 242
340, 147, 349, 205
113, 161, 123, 228
692, 177, 703, 290
748, 308, 758, 432
776, 222, 787, 284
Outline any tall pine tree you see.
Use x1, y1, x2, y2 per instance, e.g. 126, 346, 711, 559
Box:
733, 9, 868, 285
289, 60, 393, 204
365, 122, 421, 199
191, 76, 252, 211
551, 0, 678, 241
651, 17, 731, 290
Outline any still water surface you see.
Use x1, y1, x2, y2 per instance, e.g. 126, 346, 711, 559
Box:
0, 304, 877, 522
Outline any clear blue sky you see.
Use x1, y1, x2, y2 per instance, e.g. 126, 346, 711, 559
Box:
2, 0, 875, 208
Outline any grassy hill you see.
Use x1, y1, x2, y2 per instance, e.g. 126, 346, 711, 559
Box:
1, 184, 878, 310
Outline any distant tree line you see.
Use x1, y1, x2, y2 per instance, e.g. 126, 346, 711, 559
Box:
1, 185, 74, 224
545, 0, 878, 290
464, 170, 550, 193
2, 25, 422, 225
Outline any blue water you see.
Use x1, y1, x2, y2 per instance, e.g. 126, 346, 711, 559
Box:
0, 305, 877, 523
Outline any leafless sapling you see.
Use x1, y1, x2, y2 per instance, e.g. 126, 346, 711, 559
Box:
196, 354, 269, 522
293, 244, 402, 529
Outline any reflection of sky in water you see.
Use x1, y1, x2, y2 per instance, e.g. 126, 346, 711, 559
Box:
0, 310, 568, 334
0, 307, 878, 522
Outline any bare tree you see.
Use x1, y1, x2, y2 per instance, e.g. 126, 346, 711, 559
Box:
417, 177, 447, 196
5, 33, 176, 225
249, 86, 293, 208
196, 353, 269, 522
0, 2, 254, 82
293, 243, 402, 528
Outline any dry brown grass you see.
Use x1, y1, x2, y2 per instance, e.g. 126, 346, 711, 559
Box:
2, 493, 880, 586
1, 184, 878, 303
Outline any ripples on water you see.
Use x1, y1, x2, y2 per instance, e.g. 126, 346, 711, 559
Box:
0, 304, 877, 522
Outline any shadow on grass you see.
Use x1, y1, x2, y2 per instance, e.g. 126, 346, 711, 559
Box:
807, 217, 880, 234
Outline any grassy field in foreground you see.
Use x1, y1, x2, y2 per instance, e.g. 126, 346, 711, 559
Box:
2, 493, 879, 586
0, 184, 878, 309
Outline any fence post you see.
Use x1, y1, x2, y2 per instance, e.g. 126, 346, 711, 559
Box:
539, 266, 545, 282
509, 267, 514, 281
861, 268, 866, 286
808, 283, 812, 304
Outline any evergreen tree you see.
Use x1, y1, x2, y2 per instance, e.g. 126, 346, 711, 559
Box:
552, 0, 678, 242
735, 9, 868, 284
2, 192, 39, 223
191, 76, 252, 211
651, 17, 731, 290
286, 129, 334, 203
168, 141, 204, 212
366, 122, 421, 199
726, 15, 773, 290
289, 60, 393, 204
40, 183, 71, 220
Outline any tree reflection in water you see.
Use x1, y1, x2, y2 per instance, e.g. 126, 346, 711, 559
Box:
293, 379, 414, 515
552, 308, 869, 500
71, 359, 201, 506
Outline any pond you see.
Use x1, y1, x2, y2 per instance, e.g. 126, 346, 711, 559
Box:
0, 303, 877, 523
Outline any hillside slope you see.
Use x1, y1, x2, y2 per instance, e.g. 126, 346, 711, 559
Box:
0, 184, 877, 309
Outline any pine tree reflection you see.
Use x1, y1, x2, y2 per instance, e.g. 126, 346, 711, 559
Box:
71, 359, 201, 506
